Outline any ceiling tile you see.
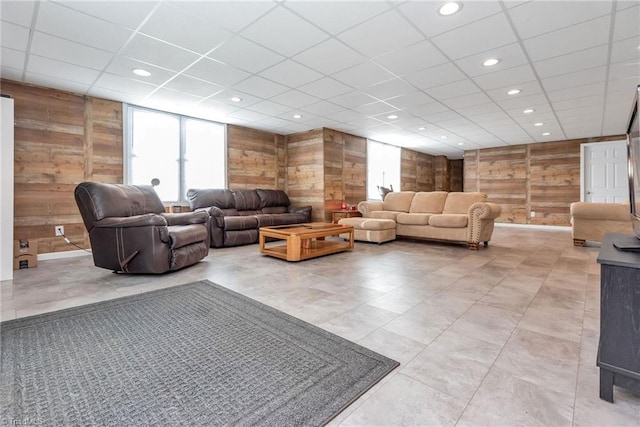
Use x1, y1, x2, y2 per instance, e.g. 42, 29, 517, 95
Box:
182, 57, 250, 87
242, 6, 329, 57
1, 0, 35, 27
293, 38, 366, 75
286, 1, 391, 35
1, 47, 24, 70
36, 2, 132, 52
337, 9, 424, 57
260, 60, 323, 88
197, 98, 240, 117
352, 101, 397, 116
496, 93, 550, 111
298, 77, 351, 99
613, 5, 640, 41
171, 1, 274, 33
27, 55, 100, 85
300, 101, 344, 116
403, 63, 466, 90
140, 3, 230, 54
508, 1, 611, 39
411, 102, 451, 117
455, 42, 528, 77
232, 76, 289, 99
546, 82, 605, 102
25, 72, 90, 94
30, 32, 113, 70
163, 75, 223, 98
227, 108, 271, 123
430, 13, 517, 60
208, 89, 262, 108
328, 91, 377, 109
484, 80, 544, 102
270, 90, 320, 109
145, 87, 204, 109
533, 45, 608, 79
331, 61, 396, 89
386, 91, 434, 109
57, 0, 158, 30
374, 40, 448, 76
1, 21, 29, 51
473, 64, 536, 91
522, 16, 611, 61
92, 73, 157, 98
541, 66, 607, 92
104, 56, 175, 86
444, 92, 493, 109
120, 34, 200, 72
610, 36, 640, 64
207, 36, 285, 74
363, 78, 416, 101
426, 79, 479, 101
247, 100, 292, 116
399, 1, 502, 38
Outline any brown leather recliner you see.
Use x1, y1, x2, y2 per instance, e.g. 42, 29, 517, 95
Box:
74, 182, 210, 274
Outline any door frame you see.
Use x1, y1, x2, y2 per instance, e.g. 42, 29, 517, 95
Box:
580, 139, 627, 202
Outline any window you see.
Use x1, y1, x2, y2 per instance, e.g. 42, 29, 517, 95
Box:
125, 105, 226, 203
367, 140, 401, 200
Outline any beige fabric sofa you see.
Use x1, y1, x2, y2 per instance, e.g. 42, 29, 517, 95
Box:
358, 191, 502, 249
570, 202, 632, 246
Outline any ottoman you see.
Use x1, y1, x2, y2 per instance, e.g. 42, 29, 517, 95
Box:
338, 218, 396, 243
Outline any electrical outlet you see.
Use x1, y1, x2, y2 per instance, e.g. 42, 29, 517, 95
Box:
531, 211, 536, 218
55, 225, 64, 236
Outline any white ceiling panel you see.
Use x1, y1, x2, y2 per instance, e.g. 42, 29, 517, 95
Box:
183, 58, 250, 87
207, 36, 284, 74
508, 1, 611, 40
293, 38, 366, 75
2, 1, 637, 158
374, 40, 447, 77
523, 15, 611, 61
430, 12, 517, 60
139, 3, 230, 54
120, 34, 199, 72
36, 2, 131, 52
241, 7, 329, 57
337, 9, 424, 58
1, 21, 30, 51
57, 1, 158, 30
30, 32, 112, 70
260, 60, 323, 88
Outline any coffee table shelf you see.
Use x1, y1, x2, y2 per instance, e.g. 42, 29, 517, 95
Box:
259, 223, 354, 262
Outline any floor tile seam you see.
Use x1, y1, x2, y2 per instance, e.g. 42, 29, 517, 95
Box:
392, 371, 469, 413
570, 269, 591, 426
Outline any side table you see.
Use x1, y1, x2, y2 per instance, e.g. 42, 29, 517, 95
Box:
331, 210, 362, 224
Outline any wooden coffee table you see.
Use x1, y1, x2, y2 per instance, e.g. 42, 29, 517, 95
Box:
259, 222, 354, 262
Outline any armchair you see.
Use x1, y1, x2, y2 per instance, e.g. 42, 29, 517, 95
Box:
74, 182, 210, 273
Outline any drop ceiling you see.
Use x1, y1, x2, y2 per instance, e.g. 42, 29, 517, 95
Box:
1, 0, 639, 158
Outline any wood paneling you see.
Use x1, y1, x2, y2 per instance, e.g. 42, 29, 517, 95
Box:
4, 79, 122, 253
343, 133, 366, 206
449, 159, 463, 192
434, 156, 450, 191
401, 149, 437, 191
417, 152, 435, 191
227, 125, 284, 190
286, 129, 325, 221
464, 136, 626, 225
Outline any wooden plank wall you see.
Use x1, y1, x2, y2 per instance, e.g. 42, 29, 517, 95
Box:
433, 156, 450, 191
227, 125, 284, 190
342, 133, 367, 207
3, 79, 122, 254
449, 159, 463, 191
417, 152, 435, 191
401, 149, 437, 191
286, 129, 325, 221
464, 136, 625, 225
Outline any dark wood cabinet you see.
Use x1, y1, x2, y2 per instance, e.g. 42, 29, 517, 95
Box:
596, 233, 640, 402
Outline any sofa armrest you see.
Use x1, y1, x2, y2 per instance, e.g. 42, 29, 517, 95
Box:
358, 201, 384, 217
161, 211, 209, 226
288, 205, 312, 222
94, 213, 167, 228
469, 202, 502, 220
570, 202, 630, 222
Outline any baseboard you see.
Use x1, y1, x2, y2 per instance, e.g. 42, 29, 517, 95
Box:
495, 223, 572, 232
38, 249, 92, 261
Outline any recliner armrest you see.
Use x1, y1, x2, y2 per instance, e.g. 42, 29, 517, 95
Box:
288, 205, 311, 214
162, 211, 209, 226
93, 213, 167, 228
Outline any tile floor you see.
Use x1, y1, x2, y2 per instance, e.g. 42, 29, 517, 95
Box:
2, 226, 639, 426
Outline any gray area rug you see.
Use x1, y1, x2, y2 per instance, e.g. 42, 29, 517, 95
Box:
1, 280, 398, 426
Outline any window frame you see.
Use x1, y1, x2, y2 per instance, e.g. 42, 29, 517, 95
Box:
124, 104, 227, 204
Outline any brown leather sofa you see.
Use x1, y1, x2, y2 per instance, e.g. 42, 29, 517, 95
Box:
75, 182, 210, 273
186, 188, 312, 247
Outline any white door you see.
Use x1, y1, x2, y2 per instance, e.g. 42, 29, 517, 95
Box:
581, 140, 628, 203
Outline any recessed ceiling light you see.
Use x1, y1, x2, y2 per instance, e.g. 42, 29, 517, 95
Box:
507, 89, 521, 95
534, 122, 544, 126
440, 135, 448, 139
523, 109, 535, 114
418, 126, 426, 131
132, 68, 151, 77
293, 114, 303, 119
230, 96, 242, 102
438, 2, 462, 16
387, 114, 398, 119
458, 142, 464, 146
482, 58, 500, 67
542, 132, 551, 136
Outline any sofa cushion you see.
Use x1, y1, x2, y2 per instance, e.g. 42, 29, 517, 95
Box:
224, 215, 259, 231
428, 214, 468, 228
396, 213, 431, 225
383, 191, 415, 213
338, 217, 396, 230
371, 211, 403, 220
442, 192, 487, 214
256, 189, 290, 208
260, 206, 288, 214
409, 191, 448, 214
187, 188, 235, 210
232, 190, 262, 211
256, 213, 307, 227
